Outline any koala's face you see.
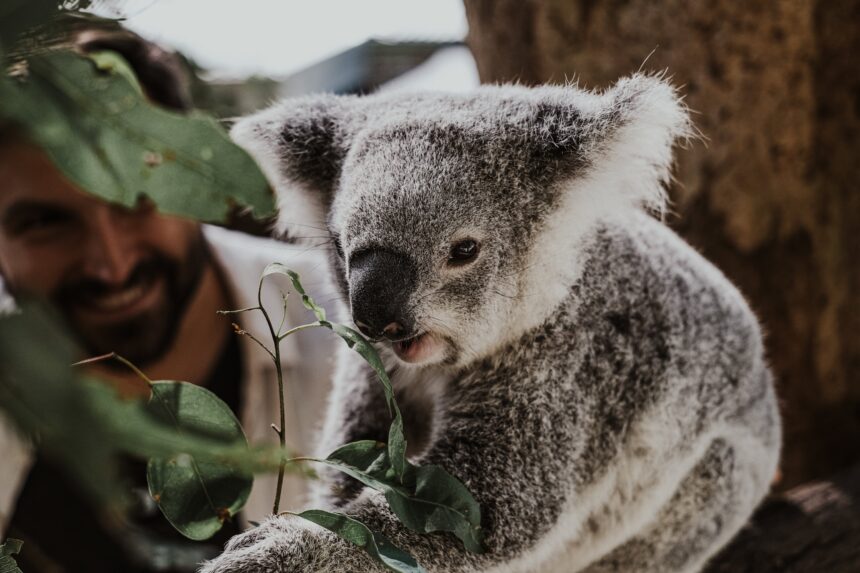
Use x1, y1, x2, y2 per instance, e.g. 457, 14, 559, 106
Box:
329, 121, 553, 366
232, 78, 688, 368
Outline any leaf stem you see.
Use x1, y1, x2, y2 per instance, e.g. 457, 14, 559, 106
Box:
278, 321, 323, 341
285, 455, 318, 464
72, 352, 153, 387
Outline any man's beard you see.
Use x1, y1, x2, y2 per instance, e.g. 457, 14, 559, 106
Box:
52, 232, 211, 368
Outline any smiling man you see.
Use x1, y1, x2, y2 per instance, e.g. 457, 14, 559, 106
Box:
0, 137, 217, 377
0, 23, 335, 573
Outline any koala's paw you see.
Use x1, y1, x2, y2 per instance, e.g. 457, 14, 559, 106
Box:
199, 516, 332, 573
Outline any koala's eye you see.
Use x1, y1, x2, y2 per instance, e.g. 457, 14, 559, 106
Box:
448, 239, 479, 266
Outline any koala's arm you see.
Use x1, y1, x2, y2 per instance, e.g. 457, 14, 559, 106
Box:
326, 412, 577, 573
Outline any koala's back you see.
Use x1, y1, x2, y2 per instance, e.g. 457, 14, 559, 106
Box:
436, 212, 779, 572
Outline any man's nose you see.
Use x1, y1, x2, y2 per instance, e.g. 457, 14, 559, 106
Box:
81, 206, 137, 285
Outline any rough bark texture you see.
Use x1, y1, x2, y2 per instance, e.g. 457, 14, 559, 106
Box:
705, 463, 860, 572
464, 0, 860, 490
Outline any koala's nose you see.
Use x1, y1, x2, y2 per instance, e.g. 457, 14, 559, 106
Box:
349, 249, 417, 340
354, 320, 406, 340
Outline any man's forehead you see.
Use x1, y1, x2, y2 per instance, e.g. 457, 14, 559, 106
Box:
0, 141, 103, 212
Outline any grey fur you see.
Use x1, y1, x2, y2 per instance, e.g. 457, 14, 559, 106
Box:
202, 76, 781, 573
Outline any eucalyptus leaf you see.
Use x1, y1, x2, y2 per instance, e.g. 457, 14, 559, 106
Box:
0, 50, 274, 223
0, 539, 23, 557
0, 303, 299, 515
84, 379, 300, 475
327, 323, 408, 478
0, 303, 122, 506
261, 262, 326, 322
146, 381, 253, 541
0, 538, 23, 573
296, 510, 426, 573
322, 441, 485, 553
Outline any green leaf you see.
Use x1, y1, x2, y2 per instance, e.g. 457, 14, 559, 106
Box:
0, 539, 23, 557
326, 323, 408, 478
322, 441, 485, 554
0, 302, 300, 517
296, 510, 426, 573
0, 538, 23, 573
146, 381, 253, 541
261, 262, 326, 322
0, 303, 123, 506
0, 50, 274, 223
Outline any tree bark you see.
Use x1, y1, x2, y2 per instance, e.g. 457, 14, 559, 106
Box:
464, 0, 860, 490
705, 463, 860, 572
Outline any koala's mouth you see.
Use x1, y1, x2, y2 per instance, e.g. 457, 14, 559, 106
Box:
392, 332, 441, 364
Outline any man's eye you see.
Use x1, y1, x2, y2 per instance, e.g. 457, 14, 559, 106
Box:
448, 239, 480, 266
7, 210, 73, 236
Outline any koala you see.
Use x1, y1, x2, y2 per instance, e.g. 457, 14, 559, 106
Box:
202, 75, 781, 573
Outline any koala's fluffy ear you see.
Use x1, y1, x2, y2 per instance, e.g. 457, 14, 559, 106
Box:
550, 74, 692, 215
230, 94, 357, 238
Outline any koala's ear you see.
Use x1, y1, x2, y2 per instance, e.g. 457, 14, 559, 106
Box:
591, 74, 691, 213
230, 94, 357, 237
545, 74, 691, 215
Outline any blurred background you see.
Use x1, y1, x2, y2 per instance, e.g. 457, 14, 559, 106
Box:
101, 0, 856, 494
114, 0, 480, 117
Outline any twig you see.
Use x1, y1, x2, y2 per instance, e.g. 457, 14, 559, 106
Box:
216, 306, 260, 315
220, 273, 327, 514
230, 323, 275, 361
72, 352, 153, 386
257, 276, 289, 515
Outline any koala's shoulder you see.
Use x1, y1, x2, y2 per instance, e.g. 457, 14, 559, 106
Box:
576, 213, 762, 353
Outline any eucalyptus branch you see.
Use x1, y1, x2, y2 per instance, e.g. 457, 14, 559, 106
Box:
257, 274, 288, 515
220, 272, 335, 514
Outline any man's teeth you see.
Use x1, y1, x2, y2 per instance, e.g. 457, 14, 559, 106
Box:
88, 283, 148, 311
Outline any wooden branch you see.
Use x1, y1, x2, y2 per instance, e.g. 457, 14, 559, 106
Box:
706, 463, 860, 572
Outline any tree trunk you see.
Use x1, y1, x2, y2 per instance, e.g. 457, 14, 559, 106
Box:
464, 0, 860, 490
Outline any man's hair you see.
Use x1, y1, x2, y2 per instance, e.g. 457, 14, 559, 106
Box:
7, 15, 192, 112
72, 21, 193, 111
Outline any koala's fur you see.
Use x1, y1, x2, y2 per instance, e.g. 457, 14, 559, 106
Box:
202, 75, 781, 573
